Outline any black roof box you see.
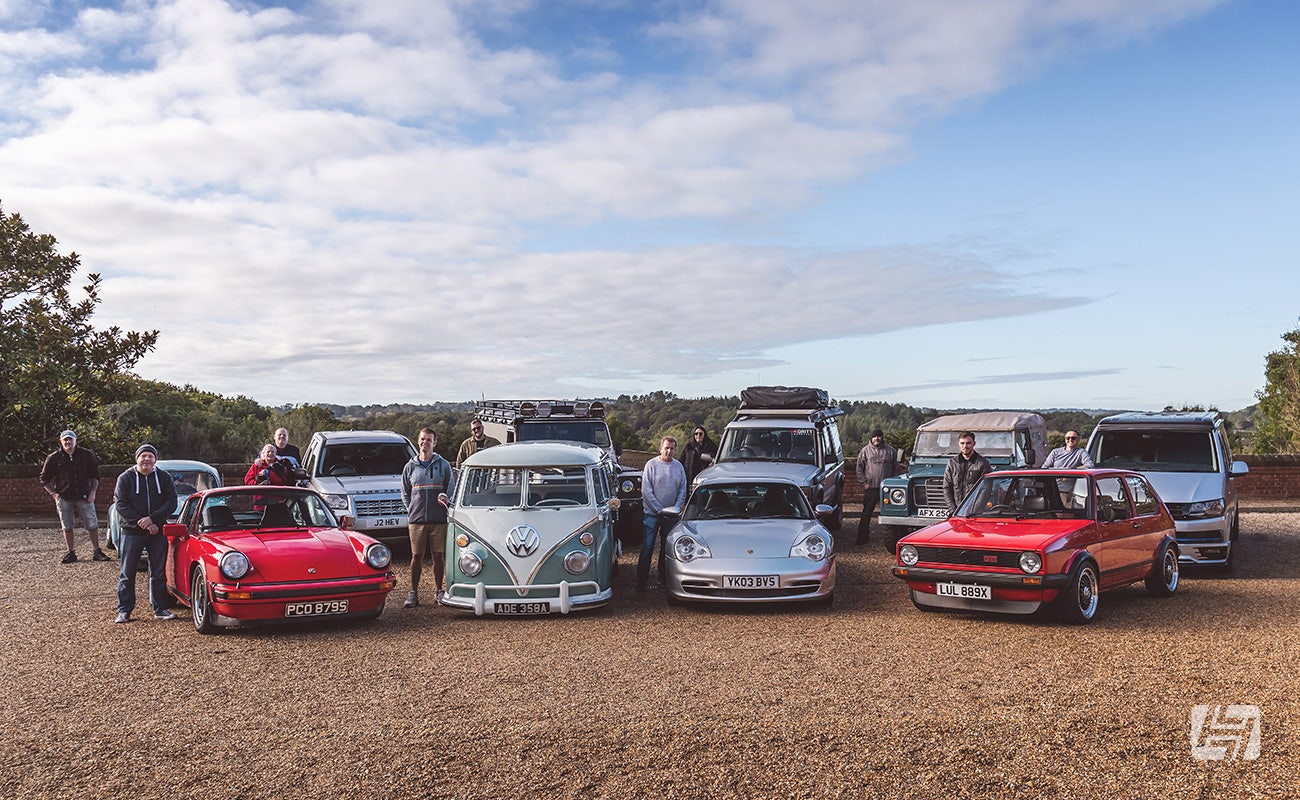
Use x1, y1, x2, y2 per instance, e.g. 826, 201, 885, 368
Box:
739, 385, 830, 410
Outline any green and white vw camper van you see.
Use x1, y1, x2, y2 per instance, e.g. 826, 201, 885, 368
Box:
442, 441, 619, 615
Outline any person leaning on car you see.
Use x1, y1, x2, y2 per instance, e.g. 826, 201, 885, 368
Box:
943, 431, 992, 513
402, 427, 456, 608
855, 428, 899, 546
682, 425, 717, 485
112, 444, 178, 624
244, 444, 293, 485
1041, 430, 1096, 469
40, 429, 108, 564
454, 419, 500, 468
639, 436, 687, 591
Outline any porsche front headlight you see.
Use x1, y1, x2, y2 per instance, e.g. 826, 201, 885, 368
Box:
365, 543, 392, 570
790, 532, 830, 561
219, 550, 250, 579
672, 534, 712, 562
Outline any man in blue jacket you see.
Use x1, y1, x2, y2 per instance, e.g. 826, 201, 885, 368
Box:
112, 444, 178, 623
401, 428, 455, 608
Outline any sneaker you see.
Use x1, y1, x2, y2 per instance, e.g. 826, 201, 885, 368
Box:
153, 610, 177, 620
114, 612, 130, 624
105, 538, 116, 551
435, 589, 446, 603
92, 550, 111, 562
60, 551, 77, 564
403, 591, 418, 608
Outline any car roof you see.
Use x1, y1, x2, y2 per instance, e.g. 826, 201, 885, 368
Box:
917, 411, 1045, 431
725, 418, 816, 430
462, 440, 606, 468
155, 459, 219, 473
314, 429, 411, 443
695, 473, 802, 488
1095, 411, 1219, 429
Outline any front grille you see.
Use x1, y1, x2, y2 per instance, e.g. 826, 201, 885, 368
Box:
915, 547, 1019, 569
683, 581, 823, 599
355, 497, 406, 516
912, 478, 946, 509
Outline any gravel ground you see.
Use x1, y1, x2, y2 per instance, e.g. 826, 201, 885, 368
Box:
2, 514, 1296, 799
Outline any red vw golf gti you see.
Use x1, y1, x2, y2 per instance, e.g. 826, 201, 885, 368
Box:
893, 469, 1180, 623
164, 486, 398, 633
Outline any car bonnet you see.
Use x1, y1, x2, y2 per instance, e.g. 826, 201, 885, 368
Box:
212, 527, 365, 581
676, 517, 826, 559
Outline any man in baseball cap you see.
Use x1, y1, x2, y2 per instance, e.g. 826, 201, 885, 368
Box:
39, 430, 107, 564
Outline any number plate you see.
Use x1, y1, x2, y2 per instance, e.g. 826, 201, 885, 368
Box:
918, 508, 951, 519
363, 517, 399, 528
285, 599, 349, 617
936, 582, 991, 600
723, 575, 779, 590
494, 601, 551, 615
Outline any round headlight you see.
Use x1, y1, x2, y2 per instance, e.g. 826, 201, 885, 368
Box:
889, 488, 906, 505
563, 550, 590, 575
458, 550, 483, 577
899, 544, 919, 567
621, 479, 634, 494
219, 550, 250, 579
579, 531, 594, 546
1019, 551, 1042, 574
365, 543, 392, 570
673, 535, 711, 562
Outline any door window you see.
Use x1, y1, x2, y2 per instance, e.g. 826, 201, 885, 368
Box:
1095, 477, 1132, 522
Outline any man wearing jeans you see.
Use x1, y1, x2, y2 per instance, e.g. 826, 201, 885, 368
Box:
112, 444, 178, 623
40, 430, 107, 564
638, 436, 687, 591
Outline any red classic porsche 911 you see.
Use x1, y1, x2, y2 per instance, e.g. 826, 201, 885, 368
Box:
892, 469, 1180, 623
163, 486, 398, 633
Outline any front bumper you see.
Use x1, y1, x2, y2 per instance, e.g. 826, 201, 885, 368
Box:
442, 580, 611, 615
892, 565, 1069, 614
667, 555, 835, 604
207, 573, 397, 625
1172, 517, 1231, 565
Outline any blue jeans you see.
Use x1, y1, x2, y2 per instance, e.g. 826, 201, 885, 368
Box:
117, 531, 169, 616
638, 513, 669, 588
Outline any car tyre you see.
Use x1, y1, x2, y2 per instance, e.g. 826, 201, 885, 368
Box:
191, 568, 220, 635
828, 504, 843, 532
1054, 559, 1100, 624
1230, 507, 1240, 541
1144, 544, 1179, 597
812, 592, 834, 609
1216, 544, 1235, 574
884, 526, 909, 549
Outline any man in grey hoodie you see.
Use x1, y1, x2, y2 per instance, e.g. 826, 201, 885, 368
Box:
112, 444, 178, 623
401, 428, 455, 608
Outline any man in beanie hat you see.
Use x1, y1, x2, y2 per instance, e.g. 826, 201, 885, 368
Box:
855, 429, 900, 546
39, 430, 107, 564
111, 444, 178, 623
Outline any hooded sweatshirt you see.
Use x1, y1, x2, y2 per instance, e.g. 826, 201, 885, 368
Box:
401, 454, 455, 524
113, 467, 178, 535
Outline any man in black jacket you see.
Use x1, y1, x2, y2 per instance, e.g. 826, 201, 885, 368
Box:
39, 430, 107, 564
112, 444, 178, 623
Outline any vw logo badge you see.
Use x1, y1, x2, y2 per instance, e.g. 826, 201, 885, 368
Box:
506, 525, 540, 557
307, 568, 317, 574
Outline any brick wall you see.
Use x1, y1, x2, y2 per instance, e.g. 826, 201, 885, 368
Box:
0, 464, 250, 515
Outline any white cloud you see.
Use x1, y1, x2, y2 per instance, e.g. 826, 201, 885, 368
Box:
0, 0, 1225, 404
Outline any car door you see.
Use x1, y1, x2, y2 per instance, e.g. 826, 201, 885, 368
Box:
1092, 476, 1134, 585
166, 495, 201, 596
1122, 474, 1168, 577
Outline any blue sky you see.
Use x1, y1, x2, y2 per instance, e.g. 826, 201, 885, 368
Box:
2, 0, 1295, 411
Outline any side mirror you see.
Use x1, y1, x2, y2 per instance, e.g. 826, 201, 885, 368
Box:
815, 503, 834, 518
1230, 460, 1249, 478
614, 442, 623, 457
340, 515, 355, 530
1025, 447, 1038, 467
163, 522, 187, 538
660, 506, 682, 522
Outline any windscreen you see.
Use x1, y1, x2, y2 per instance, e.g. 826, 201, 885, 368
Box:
318, 441, 416, 477
200, 491, 338, 530
684, 483, 813, 521
717, 428, 817, 464
914, 430, 1014, 457
1091, 429, 1218, 473
958, 474, 1090, 520
514, 421, 611, 448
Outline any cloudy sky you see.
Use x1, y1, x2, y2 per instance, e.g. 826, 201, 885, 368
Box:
3, 0, 1296, 411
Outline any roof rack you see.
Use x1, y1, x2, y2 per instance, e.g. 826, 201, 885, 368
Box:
474, 399, 606, 423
